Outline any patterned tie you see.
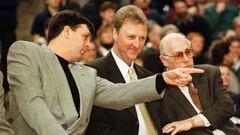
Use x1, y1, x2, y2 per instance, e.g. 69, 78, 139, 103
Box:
188, 83, 204, 112
128, 68, 158, 135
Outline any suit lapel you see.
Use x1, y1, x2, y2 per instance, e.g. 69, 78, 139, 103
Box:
105, 53, 138, 120
134, 64, 146, 79
167, 86, 199, 116
41, 45, 78, 125
105, 53, 126, 83
192, 73, 211, 111
167, 73, 211, 116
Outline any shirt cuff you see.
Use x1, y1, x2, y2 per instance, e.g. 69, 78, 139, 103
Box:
198, 114, 211, 127
156, 73, 168, 95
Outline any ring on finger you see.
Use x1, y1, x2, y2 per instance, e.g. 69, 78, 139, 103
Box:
171, 125, 176, 130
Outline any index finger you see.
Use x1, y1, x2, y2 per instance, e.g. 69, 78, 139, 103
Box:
182, 68, 204, 74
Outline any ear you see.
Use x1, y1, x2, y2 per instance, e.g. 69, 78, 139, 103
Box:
113, 28, 118, 42
63, 26, 71, 39
159, 55, 169, 67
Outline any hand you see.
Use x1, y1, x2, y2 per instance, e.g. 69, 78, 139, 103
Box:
162, 119, 193, 135
216, 2, 226, 14
162, 68, 204, 86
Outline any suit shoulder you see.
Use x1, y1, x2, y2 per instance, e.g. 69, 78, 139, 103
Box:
195, 64, 218, 71
195, 64, 219, 75
135, 64, 154, 76
10, 40, 41, 52
85, 57, 106, 69
79, 64, 96, 71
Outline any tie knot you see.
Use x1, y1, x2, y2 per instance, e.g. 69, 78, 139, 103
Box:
128, 68, 137, 81
187, 82, 194, 88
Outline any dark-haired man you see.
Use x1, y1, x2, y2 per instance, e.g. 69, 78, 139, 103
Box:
7, 9, 203, 135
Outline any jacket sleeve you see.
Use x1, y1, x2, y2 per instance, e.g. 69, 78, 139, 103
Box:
93, 75, 162, 111
0, 72, 14, 135
201, 66, 235, 129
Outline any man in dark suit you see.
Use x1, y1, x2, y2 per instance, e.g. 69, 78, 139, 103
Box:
85, 5, 162, 135
159, 33, 239, 135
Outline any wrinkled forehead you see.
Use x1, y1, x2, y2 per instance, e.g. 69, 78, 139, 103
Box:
162, 36, 191, 54
74, 24, 91, 35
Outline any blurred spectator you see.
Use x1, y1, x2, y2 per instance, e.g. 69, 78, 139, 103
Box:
99, 1, 117, 27
149, 0, 173, 14
0, 0, 18, 91
80, 42, 97, 64
185, 0, 201, 16
95, 23, 114, 57
60, 0, 80, 11
226, 36, 240, 81
142, 21, 164, 73
160, 24, 179, 39
219, 65, 240, 122
197, 0, 215, 16
31, 0, 60, 45
81, 0, 115, 33
229, 0, 240, 11
220, 29, 237, 41
204, 0, 238, 40
131, 0, 164, 25
234, 16, 240, 37
187, 32, 208, 64
210, 40, 240, 94
209, 40, 230, 65
170, 0, 211, 53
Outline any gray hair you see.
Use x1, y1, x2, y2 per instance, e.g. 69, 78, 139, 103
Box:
159, 33, 191, 55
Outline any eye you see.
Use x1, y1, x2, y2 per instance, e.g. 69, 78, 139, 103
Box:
175, 52, 183, 58
128, 36, 135, 40
82, 34, 91, 41
185, 49, 193, 56
139, 36, 146, 41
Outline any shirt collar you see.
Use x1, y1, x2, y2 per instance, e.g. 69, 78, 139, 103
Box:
111, 49, 135, 78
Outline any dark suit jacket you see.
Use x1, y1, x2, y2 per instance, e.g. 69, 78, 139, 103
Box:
85, 52, 162, 135
159, 64, 239, 135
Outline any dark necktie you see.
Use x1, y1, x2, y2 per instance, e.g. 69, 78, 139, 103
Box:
188, 83, 203, 112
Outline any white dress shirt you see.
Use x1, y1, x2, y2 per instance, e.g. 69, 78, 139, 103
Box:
179, 86, 226, 135
111, 49, 149, 135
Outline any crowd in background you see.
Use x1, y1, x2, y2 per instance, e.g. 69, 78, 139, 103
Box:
1, 0, 240, 131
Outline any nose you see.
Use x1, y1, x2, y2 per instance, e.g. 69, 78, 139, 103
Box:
182, 52, 190, 62
133, 39, 140, 48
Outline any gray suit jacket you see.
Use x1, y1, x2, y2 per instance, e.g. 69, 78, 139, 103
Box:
0, 72, 14, 135
7, 41, 161, 135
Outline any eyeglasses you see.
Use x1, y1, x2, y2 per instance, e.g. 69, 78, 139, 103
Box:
162, 48, 193, 61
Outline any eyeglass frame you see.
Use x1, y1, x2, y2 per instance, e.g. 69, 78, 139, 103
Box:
161, 47, 193, 61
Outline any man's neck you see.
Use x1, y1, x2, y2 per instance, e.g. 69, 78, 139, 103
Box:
112, 46, 132, 66
48, 41, 74, 63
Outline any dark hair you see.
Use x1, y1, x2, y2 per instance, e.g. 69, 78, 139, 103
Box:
210, 41, 229, 65
226, 36, 240, 47
48, 9, 95, 42
100, 1, 117, 12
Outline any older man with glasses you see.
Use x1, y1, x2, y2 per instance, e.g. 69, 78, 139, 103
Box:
158, 33, 240, 135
